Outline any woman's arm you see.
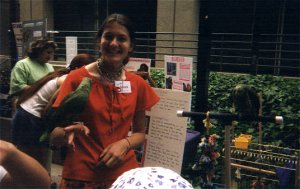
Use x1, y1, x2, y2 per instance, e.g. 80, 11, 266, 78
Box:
126, 110, 146, 149
50, 124, 90, 150
0, 140, 51, 189
9, 63, 30, 96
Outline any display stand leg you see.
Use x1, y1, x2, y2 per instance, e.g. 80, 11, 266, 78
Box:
296, 149, 300, 188
224, 125, 232, 189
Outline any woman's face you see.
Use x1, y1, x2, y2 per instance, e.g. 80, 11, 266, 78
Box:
99, 22, 133, 68
37, 47, 55, 64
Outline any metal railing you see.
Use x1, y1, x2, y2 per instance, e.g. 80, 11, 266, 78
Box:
48, 31, 300, 77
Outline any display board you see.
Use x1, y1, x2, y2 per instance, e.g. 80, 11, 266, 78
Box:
125, 57, 151, 73
164, 55, 193, 92
142, 88, 191, 173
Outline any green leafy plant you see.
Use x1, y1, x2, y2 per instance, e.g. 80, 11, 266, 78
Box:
150, 68, 165, 88
207, 73, 300, 149
150, 69, 299, 148
149, 69, 299, 187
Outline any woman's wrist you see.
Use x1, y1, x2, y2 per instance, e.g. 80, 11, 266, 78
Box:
124, 137, 132, 151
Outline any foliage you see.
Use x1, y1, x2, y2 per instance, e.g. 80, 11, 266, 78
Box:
150, 68, 165, 88
149, 69, 300, 187
150, 69, 300, 149
207, 72, 300, 149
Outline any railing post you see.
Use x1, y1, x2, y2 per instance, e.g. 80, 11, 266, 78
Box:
195, 0, 211, 133
224, 124, 232, 189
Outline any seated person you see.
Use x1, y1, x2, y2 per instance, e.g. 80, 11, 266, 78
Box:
0, 140, 51, 188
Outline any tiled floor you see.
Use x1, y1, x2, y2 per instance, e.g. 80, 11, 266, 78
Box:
51, 163, 63, 187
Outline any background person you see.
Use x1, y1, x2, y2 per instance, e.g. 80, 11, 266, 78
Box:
11, 54, 96, 172
51, 13, 160, 189
9, 38, 57, 112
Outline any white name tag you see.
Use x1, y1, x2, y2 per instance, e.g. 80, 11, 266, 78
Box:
115, 81, 132, 93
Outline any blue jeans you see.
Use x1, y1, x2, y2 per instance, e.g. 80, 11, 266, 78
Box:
12, 107, 45, 146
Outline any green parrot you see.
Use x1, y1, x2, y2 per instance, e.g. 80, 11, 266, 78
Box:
40, 77, 92, 142
231, 84, 260, 120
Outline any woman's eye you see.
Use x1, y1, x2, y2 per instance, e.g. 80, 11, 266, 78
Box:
104, 35, 113, 41
103, 33, 128, 43
117, 37, 127, 42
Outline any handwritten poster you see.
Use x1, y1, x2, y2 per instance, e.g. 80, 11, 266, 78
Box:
143, 88, 191, 173
165, 55, 193, 92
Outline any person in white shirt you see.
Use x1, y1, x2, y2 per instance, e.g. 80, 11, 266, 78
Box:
11, 54, 95, 172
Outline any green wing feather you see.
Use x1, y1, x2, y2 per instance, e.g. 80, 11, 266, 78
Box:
40, 77, 92, 142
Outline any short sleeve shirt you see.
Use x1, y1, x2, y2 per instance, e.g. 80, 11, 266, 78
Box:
52, 67, 160, 183
20, 78, 58, 118
9, 57, 54, 95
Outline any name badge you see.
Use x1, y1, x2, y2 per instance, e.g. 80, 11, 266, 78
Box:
115, 81, 132, 93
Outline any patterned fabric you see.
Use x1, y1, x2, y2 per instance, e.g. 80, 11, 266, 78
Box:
109, 167, 194, 189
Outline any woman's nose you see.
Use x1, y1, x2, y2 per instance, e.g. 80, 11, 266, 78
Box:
110, 38, 118, 46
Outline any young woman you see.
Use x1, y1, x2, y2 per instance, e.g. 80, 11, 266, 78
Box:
12, 54, 95, 172
51, 13, 160, 188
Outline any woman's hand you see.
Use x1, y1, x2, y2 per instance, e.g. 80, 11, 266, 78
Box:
96, 139, 129, 168
50, 123, 90, 150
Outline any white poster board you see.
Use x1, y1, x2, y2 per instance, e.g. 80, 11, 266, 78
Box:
165, 55, 193, 92
143, 88, 191, 173
66, 36, 78, 67
125, 57, 151, 72
11, 22, 23, 60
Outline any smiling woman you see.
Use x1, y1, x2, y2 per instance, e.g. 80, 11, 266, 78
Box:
50, 13, 160, 189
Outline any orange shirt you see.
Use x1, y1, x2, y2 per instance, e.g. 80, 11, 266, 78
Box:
52, 67, 160, 183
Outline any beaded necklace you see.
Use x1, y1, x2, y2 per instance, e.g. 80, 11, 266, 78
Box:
96, 58, 124, 83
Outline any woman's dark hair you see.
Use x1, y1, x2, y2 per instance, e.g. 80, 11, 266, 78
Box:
137, 63, 149, 72
17, 54, 95, 105
96, 13, 135, 65
67, 53, 96, 70
27, 38, 57, 59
